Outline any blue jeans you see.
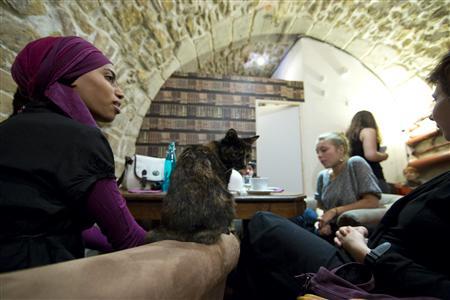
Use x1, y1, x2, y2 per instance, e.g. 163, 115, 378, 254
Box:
289, 208, 318, 233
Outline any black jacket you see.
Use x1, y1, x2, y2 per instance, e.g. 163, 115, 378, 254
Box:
368, 171, 450, 299
0, 105, 115, 272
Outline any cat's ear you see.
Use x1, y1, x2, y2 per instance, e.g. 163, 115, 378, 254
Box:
243, 135, 259, 145
223, 128, 238, 142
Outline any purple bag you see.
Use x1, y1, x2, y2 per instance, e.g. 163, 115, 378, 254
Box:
295, 262, 438, 300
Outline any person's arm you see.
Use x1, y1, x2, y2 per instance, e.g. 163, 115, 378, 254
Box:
328, 157, 381, 221
369, 251, 450, 299
333, 193, 379, 216
335, 226, 450, 299
84, 178, 147, 250
319, 194, 379, 235
82, 225, 113, 252
314, 172, 324, 203
360, 128, 388, 162
314, 173, 332, 234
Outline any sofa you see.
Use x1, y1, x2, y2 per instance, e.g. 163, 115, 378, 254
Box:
305, 193, 403, 227
0, 233, 240, 300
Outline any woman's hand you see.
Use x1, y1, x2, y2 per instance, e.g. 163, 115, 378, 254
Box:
318, 223, 332, 236
317, 208, 339, 236
318, 208, 337, 228
334, 226, 370, 263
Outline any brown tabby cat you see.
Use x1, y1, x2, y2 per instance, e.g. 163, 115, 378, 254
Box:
148, 128, 259, 244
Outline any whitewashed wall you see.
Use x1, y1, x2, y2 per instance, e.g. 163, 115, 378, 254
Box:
272, 38, 433, 196
255, 101, 304, 194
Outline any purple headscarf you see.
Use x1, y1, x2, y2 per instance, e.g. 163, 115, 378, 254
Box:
11, 36, 111, 126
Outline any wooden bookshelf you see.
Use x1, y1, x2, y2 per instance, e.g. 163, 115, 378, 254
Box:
137, 73, 304, 157
408, 152, 450, 169
406, 129, 440, 147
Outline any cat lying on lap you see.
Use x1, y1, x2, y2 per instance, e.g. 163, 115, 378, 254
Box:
148, 129, 259, 244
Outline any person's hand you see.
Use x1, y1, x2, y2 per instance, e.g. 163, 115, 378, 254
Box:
353, 226, 369, 237
334, 226, 370, 263
318, 223, 332, 236
318, 208, 337, 228
334, 226, 368, 247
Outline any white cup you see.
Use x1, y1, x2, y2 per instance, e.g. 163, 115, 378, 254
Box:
250, 177, 269, 190
228, 169, 244, 192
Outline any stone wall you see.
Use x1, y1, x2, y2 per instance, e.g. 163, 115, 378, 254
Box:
1, 0, 448, 175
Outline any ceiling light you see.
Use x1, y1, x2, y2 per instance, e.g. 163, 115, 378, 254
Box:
244, 52, 269, 69
256, 55, 267, 66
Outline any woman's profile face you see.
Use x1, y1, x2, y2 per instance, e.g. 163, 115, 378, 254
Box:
431, 83, 450, 141
72, 64, 124, 122
316, 140, 343, 168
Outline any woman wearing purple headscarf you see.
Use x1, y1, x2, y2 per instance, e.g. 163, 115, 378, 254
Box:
0, 36, 147, 272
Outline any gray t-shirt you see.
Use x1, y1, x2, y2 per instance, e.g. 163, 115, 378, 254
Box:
314, 156, 381, 210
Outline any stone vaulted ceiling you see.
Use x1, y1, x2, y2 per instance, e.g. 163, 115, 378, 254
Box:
0, 0, 449, 172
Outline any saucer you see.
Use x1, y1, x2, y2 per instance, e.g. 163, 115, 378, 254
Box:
247, 187, 283, 195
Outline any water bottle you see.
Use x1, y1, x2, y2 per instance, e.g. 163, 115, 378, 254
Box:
162, 142, 176, 192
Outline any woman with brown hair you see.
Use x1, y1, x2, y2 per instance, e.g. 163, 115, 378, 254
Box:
345, 110, 390, 192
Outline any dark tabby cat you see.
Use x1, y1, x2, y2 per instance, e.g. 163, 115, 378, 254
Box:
148, 128, 259, 244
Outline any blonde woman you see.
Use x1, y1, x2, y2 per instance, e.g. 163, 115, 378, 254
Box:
314, 132, 381, 239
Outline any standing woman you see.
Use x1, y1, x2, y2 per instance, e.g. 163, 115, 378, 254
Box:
346, 110, 390, 193
0, 36, 147, 272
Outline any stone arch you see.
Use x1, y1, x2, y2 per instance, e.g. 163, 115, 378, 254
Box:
0, 1, 448, 175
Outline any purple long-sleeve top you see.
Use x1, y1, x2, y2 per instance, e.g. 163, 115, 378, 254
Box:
82, 178, 146, 252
